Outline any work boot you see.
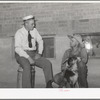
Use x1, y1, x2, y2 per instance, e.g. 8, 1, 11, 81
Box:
46, 80, 53, 88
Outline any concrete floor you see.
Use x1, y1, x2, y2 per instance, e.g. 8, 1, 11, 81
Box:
34, 58, 100, 88
0, 50, 100, 88
87, 58, 100, 88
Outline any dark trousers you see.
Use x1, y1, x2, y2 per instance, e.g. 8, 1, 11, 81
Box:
15, 51, 53, 88
78, 62, 88, 88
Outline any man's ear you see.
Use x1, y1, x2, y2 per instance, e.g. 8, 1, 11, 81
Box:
25, 21, 28, 25
24, 20, 29, 25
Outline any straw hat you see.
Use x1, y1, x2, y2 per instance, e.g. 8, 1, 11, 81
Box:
23, 15, 34, 21
67, 34, 83, 45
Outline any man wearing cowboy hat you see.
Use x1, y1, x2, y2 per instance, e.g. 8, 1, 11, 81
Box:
15, 15, 53, 88
61, 34, 88, 88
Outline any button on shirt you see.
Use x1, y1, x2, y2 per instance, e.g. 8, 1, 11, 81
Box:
15, 26, 43, 58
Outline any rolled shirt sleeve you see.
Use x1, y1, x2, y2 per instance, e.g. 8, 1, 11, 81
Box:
61, 49, 71, 71
15, 31, 29, 58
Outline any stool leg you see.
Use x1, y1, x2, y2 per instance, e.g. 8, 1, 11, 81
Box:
17, 70, 22, 88
31, 66, 35, 88
17, 66, 35, 88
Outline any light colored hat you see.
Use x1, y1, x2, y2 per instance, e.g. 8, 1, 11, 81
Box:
74, 34, 83, 44
67, 34, 83, 44
23, 15, 34, 21
67, 34, 73, 40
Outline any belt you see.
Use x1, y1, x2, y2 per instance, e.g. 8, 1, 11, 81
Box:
25, 50, 37, 52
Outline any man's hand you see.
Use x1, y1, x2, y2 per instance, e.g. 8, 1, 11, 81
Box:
77, 57, 81, 62
35, 53, 41, 59
61, 66, 67, 72
28, 57, 35, 66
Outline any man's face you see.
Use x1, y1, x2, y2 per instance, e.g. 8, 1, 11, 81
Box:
26, 19, 35, 31
70, 38, 78, 47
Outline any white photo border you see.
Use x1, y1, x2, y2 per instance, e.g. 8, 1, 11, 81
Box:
0, 1, 100, 99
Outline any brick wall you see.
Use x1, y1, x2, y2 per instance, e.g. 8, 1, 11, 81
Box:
72, 3, 100, 33
1, 3, 100, 36
0, 3, 73, 37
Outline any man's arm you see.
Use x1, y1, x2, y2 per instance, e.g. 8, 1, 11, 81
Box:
61, 49, 70, 71
15, 31, 34, 65
15, 31, 29, 58
35, 29, 43, 56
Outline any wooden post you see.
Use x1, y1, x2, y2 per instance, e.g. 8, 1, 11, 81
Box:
17, 65, 35, 88
31, 66, 35, 88
17, 66, 23, 88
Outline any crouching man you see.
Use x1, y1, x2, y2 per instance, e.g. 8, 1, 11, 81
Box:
61, 34, 88, 88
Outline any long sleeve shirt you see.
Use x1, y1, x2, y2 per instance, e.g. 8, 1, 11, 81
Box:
15, 26, 43, 58
61, 47, 88, 71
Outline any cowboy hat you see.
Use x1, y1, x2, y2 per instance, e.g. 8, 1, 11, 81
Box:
67, 34, 83, 44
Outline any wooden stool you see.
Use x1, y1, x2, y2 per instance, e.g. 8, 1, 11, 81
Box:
17, 65, 35, 88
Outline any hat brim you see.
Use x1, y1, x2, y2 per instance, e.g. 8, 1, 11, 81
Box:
67, 35, 74, 40
23, 15, 34, 21
67, 34, 82, 44
67, 35, 74, 39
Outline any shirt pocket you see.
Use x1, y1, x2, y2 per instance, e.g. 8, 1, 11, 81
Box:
22, 35, 28, 47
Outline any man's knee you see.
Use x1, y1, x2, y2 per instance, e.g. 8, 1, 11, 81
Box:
17, 57, 30, 69
35, 57, 52, 69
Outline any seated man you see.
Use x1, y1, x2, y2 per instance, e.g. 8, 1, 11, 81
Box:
15, 15, 53, 88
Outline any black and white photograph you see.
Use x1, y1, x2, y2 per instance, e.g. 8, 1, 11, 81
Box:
0, 1, 100, 89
